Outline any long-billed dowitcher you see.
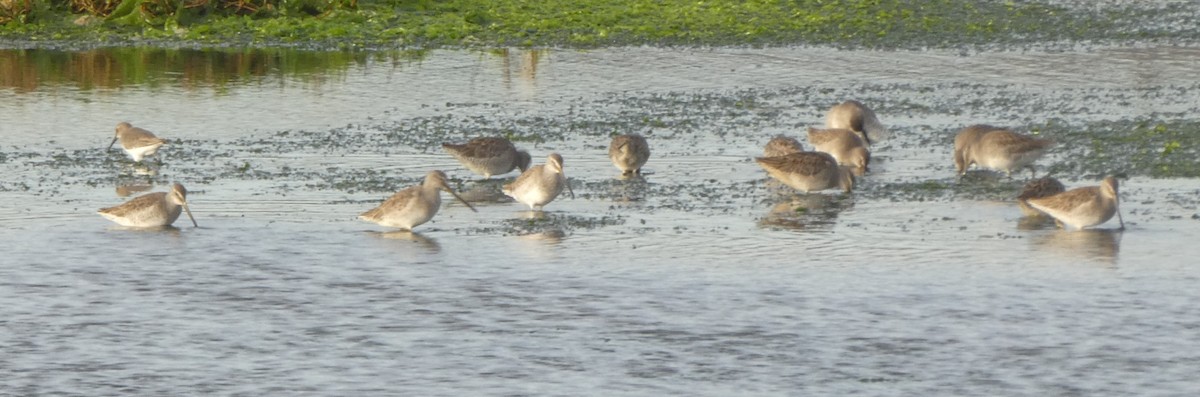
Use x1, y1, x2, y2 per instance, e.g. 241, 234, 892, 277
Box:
503, 153, 575, 210
953, 124, 996, 175
1017, 176, 1066, 216
359, 170, 477, 230
954, 125, 1053, 178
98, 183, 197, 227
608, 134, 651, 176
442, 137, 531, 179
755, 151, 854, 193
806, 127, 870, 172
763, 135, 805, 157
108, 122, 167, 162
825, 100, 886, 144
1025, 176, 1124, 230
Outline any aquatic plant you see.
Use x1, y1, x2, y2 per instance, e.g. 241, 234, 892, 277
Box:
1041, 119, 1200, 179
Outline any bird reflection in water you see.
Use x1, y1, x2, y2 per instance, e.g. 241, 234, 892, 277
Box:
108, 225, 183, 237
498, 48, 545, 100
758, 193, 854, 232
516, 209, 549, 221
129, 162, 160, 176
518, 228, 566, 244
513, 228, 566, 262
1030, 229, 1123, 264
1016, 212, 1062, 230
608, 174, 649, 205
369, 230, 442, 252
509, 211, 567, 248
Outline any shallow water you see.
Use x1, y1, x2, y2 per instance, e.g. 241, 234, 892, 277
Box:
2, 46, 1200, 395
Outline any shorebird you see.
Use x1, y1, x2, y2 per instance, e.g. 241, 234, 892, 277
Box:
98, 183, 197, 227
1017, 177, 1066, 217
763, 135, 805, 157
806, 127, 870, 172
825, 100, 886, 144
503, 153, 574, 210
442, 137, 531, 179
954, 126, 1053, 178
754, 151, 854, 193
108, 122, 167, 162
953, 124, 996, 175
1024, 176, 1124, 230
359, 170, 477, 230
608, 134, 651, 176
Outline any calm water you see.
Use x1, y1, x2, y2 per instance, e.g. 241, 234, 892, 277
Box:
2, 46, 1199, 395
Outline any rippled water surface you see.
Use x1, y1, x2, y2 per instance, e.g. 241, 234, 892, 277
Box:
2, 46, 1200, 395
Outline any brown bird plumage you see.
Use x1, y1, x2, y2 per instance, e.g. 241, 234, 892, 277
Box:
99, 183, 197, 227
755, 151, 854, 193
825, 100, 886, 145
806, 127, 870, 172
1017, 177, 1066, 216
1025, 176, 1124, 230
608, 134, 651, 176
442, 137, 531, 179
108, 122, 167, 162
763, 135, 805, 157
954, 126, 1053, 177
359, 170, 477, 230
953, 124, 998, 174
503, 153, 575, 210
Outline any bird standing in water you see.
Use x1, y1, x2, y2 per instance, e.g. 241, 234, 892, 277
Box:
99, 183, 197, 227
359, 170, 477, 230
1025, 176, 1124, 230
807, 127, 870, 173
504, 153, 574, 210
442, 137, 531, 179
108, 122, 167, 162
755, 151, 854, 194
608, 134, 651, 176
954, 125, 1053, 178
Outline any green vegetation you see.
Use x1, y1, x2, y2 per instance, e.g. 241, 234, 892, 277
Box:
1042, 119, 1200, 179
1, 0, 1188, 48
0, 47, 428, 91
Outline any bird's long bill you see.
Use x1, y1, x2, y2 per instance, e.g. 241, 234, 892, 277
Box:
858, 130, 872, 146
182, 202, 198, 227
564, 174, 576, 199
1116, 207, 1125, 230
107, 136, 119, 150
441, 184, 478, 212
